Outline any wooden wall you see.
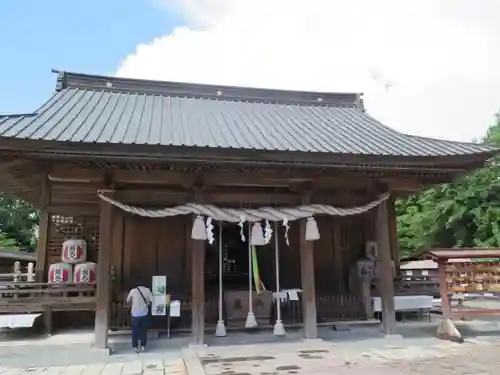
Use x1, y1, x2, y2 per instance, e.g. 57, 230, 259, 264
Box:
108, 210, 366, 300
109, 211, 191, 299
46, 214, 100, 270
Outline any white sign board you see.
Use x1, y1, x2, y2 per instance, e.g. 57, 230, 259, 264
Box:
152, 295, 167, 316
170, 300, 181, 317
152, 275, 167, 295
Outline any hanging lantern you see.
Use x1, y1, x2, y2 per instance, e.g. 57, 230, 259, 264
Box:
74, 262, 97, 283
305, 217, 320, 241
48, 263, 72, 284
61, 239, 87, 264
191, 215, 207, 240
250, 221, 266, 246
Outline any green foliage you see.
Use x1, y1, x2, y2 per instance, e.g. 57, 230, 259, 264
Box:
0, 193, 38, 251
397, 113, 500, 258
0, 231, 19, 249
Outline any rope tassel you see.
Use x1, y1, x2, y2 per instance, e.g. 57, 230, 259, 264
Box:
191, 215, 207, 240
305, 217, 320, 241
250, 221, 266, 246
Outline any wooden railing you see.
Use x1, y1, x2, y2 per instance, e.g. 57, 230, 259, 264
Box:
395, 275, 440, 297
110, 293, 366, 331
317, 294, 367, 322
0, 282, 96, 314
111, 297, 207, 331
0, 261, 35, 283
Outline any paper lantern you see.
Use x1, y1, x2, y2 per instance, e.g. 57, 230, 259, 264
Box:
62, 239, 87, 263
74, 262, 97, 283
48, 263, 72, 284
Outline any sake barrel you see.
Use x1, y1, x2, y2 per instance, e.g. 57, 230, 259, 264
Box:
74, 262, 97, 283
48, 263, 72, 284
61, 239, 87, 263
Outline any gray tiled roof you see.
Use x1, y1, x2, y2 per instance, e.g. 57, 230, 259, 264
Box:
0, 72, 496, 157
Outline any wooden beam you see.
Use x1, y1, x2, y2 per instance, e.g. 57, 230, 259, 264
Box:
0, 159, 28, 172
46, 204, 100, 216
49, 164, 434, 191
94, 198, 113, 350
49, 166, 104, 183
114, 189, 300, 206
113, 169, 196, 188
376, 199, 396, 335
300, 194, 318, 339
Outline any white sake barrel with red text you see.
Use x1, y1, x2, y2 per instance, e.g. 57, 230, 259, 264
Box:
61, 239, 87, 264
48, 263, 72, 284
73, 262, 96, 283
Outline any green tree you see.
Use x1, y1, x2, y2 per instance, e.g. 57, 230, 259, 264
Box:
397, 113, 500, 258
0, 193, 38, 250
0, 231, 18, 249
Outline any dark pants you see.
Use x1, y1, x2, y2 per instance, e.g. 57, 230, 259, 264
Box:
131, 315, 149, 348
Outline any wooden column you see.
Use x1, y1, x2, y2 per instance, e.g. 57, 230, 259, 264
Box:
438, 259, 450, 318
300, 195, 318, 339
35, 176, 50, 282
376, 199, 396, 335
94, 198, 113, 350
387, 196, 400, 271
191, 215, 206, 345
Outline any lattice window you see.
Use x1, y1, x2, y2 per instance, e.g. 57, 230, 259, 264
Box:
47, 214, 100, 266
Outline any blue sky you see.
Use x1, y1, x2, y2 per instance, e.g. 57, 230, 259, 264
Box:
0, 0, 181, 114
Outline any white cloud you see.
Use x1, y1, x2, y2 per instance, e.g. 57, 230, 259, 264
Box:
117, 0, 500, 141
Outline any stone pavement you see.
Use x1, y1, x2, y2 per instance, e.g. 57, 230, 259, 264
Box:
0, 328, 187, 375
196, 335, 500, 375
0, 358, 185, 375
3, 320, 500, 374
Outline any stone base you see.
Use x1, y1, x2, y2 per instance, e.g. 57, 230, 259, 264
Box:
91, 346, 113, 355
437, 318, 464, 343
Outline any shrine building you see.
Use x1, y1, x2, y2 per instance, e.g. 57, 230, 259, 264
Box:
0, 71, 496, 349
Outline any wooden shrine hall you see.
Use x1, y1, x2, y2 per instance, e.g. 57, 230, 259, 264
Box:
0, 71, 496, 349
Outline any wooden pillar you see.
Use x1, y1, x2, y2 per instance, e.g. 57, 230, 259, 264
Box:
387, 196, 400, 271
376, 199, 396, 335
191, 215, 206, 345
94, 198, 113, 350
300, 195, 318, 339
438, 259, 450, 318
35, 211, 49, 281
35, 176, 50, 282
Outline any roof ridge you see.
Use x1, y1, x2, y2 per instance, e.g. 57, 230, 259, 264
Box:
0, 113, 36, 118
53, 70, 363, 107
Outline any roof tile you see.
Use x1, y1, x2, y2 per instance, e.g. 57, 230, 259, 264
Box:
0, 80, 496, 157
